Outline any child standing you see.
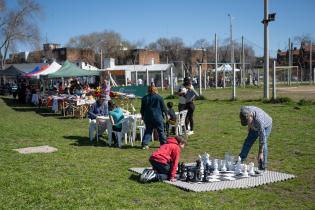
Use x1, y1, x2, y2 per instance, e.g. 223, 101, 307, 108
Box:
166, 102, 176, 135
139, 136, 187, 183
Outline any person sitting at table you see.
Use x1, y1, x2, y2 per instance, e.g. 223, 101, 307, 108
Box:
88, 94, 109, 142
108, 100, 129, 147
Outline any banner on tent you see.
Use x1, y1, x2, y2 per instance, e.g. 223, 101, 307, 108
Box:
111, 85, 148, 97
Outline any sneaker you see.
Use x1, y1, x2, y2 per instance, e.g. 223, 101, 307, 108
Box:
139, 169, 157, 183
187, 131, 194, 135
142, 145, 149, 150
139, 169, 149, 183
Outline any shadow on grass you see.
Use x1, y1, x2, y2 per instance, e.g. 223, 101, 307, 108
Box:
129, 173, 141, 183
64, 135, 108, 147
1, 96, 77, 119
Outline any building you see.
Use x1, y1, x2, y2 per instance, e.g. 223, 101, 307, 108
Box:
8, 43, 96, 66
103, 58, 175, 87
116, 49, 160, 65
277, 43, 315, 80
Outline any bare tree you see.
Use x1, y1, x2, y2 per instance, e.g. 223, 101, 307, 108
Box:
146, 37, 185, 63
0, 0, 42, 69
67, 30, 133, 58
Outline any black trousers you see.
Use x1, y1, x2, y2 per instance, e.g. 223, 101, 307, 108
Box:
185, 102, 195, 131
149, 159, 171, 181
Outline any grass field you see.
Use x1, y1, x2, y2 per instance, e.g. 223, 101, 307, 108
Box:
0, 86, 314, 209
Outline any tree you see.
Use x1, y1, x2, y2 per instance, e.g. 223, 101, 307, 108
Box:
67, 30, 133, 58
146, 37, 185, 63
0, 0, 42, 69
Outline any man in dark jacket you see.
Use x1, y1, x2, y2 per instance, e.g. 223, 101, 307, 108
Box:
88, 94, 108, 142
140, 85, 167, 149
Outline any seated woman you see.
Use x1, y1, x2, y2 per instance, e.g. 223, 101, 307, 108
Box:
88, 94, 108, 142
108, 100, 129, 147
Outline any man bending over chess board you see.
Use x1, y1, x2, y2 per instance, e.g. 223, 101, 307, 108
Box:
239, 106, 272, 171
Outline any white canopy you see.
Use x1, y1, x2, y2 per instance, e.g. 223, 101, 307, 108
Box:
212, 64, 240, 72
39, 61, 62, 76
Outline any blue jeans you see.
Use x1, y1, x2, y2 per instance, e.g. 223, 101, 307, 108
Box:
239, 125, 272, 169
149, 159, 170, 181
142, 120, 166, 146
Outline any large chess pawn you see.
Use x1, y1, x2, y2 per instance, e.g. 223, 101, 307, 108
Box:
213, 159, 219, 175
242, 164, 249, 177
248, 162, 255, 176
221, 160, 227, 172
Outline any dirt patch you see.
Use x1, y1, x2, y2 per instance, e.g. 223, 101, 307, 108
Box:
13, 145, 58, 154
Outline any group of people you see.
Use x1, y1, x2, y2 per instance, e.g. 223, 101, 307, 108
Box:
87, 78, 273, 184
139, 79, 273, 183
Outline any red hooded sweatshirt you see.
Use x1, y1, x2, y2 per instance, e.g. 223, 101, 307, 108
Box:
149, 137, 181, 179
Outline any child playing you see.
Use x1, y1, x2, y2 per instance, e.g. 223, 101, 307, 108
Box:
139, 136, 187, 183
166, 102, 177, 135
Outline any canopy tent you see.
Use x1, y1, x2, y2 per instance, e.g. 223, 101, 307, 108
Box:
39, 61, 62, 76
24, 65, 49, 78
212, 64, 240, 72
48, 60, 100, 78
0, 65, 25, 76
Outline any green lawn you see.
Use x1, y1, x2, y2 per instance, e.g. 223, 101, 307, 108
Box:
0, 86, 314, 209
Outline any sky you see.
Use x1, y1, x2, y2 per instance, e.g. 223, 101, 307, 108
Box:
8, 0, 315, 57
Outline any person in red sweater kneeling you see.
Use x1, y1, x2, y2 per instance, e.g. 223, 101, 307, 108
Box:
140, 136, 186, 183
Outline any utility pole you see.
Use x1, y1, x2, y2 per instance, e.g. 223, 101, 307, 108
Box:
215, 33, 218, 89
241, 36, 245, 87
288, 38, 292, 85
228, 14, 234, 64
263, 0, 269, 99
272, 60, 276, 99
232, 63, 236, 100
199, 64, 202, 95
310, 40, 315, 83
100, 49, 103, 69
262, 0, 276, 99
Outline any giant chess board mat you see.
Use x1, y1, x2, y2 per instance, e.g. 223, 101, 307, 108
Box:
129, 164, 295, 192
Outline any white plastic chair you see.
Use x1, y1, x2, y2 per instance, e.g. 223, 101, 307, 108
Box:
168, 110, 188, 136
112, 118, 133, 148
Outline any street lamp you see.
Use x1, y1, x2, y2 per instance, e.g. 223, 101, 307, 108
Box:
262, 0, 276, 99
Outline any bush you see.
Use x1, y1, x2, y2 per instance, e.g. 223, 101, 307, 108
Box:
297, 99, 315, 106
196, 95, 207, 100
164, 95, 178, 99
263, 97, 293, 104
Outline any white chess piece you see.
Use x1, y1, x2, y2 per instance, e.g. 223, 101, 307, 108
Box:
224, 151, 230, 162
234, 156, 242, 175
206, 153, 211, 167
242, 164, 249, 177
213, 159, 219, 175
248, 162, 255, 176
221, 160, 227, 172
